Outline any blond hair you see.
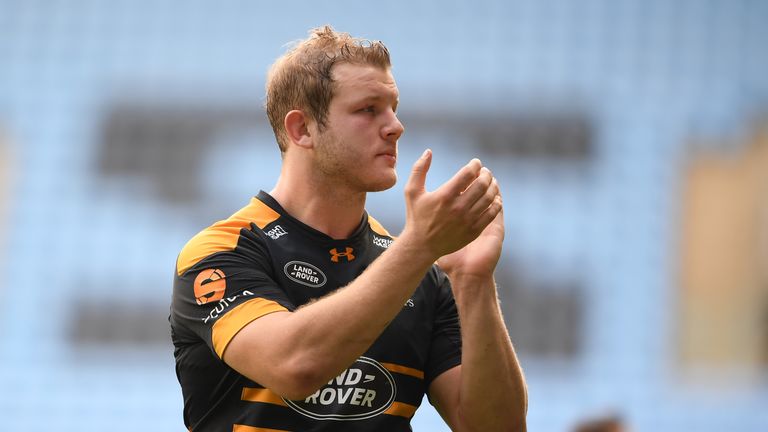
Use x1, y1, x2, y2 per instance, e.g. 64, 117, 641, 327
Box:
265, 25, 391, 153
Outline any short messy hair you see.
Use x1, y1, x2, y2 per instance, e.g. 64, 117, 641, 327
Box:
265, 25, 391, 153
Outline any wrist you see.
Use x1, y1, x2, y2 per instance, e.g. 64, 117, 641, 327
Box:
446, 273, 495, 289
396, 226, 441, 263
448, 275, 499, 313
445, 273, 498, 305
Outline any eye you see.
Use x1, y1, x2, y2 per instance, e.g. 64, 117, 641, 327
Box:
360, 105, 376, 114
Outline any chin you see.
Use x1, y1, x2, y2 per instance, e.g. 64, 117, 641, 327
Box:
366, 173, 398, 192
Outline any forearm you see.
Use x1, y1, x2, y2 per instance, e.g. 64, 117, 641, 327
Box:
273, 230, 437, 393
453, 276, 527, 431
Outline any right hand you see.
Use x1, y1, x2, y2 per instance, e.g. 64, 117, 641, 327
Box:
401, 149, 502, 259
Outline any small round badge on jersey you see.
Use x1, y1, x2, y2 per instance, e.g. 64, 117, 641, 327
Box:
194, 269, 226, 305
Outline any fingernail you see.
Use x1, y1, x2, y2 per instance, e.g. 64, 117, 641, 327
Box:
422, 149, 430, 159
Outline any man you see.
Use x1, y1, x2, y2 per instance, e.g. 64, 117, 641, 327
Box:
170, 26, 527, 431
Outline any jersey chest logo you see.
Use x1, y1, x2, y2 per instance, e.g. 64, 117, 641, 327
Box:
329, 247, 355, 263
284, 261, 327, 288
283, 356, 396, 421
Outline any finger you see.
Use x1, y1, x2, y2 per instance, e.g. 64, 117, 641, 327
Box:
467, 176, 499, 215
457, 167, 493, 209
439, 158, 482, 196
473, 195, 503, 232
404, 149, 432, 198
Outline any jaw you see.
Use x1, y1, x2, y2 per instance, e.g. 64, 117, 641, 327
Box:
364, 169, 398, 192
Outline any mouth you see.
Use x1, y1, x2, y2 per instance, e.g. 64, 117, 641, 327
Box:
377, 152, 397, 165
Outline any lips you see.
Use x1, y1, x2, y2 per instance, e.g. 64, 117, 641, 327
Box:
377, 152, 397, 165
376, 149, 397, 159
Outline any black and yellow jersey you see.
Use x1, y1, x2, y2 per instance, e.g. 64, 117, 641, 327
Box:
170, 191, 461, 432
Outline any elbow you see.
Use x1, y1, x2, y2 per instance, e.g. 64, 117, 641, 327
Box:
483, 414, 527, 432
459, 419, 526, 432
273, 358, 330, 401
505, 395, 527, 431
458, 401, 527, 432
508, 401, 528, 432
506, 417, 527, 432
279, 374, 325, 401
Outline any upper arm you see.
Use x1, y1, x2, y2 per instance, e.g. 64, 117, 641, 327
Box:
172, 259, 292, 353
171, 243, 300, 389
428, 365, 463, 430
221, 309, 313, 399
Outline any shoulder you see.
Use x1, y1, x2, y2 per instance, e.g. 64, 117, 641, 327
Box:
176, 197, 282, 276
367, 214, 392, 238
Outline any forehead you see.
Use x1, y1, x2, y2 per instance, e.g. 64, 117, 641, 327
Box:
331, 63, 398, 101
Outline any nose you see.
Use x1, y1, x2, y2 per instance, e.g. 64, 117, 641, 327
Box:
381, 111, 404, 141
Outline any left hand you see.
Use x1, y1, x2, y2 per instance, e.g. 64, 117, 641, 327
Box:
437, 181, 504, 281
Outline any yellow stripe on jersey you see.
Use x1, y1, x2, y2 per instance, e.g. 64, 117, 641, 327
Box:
233, 425, 292, 432
383, 401, 418, 418
242, 387, 418, 420
241, 388, 288, 406
176, 197, 281, 276
211, 298, 288, 358
380, 362, 425, 380
367, 214, 391, 237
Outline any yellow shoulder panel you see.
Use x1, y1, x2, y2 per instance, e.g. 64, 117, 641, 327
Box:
212, 297, 288, 358
367, 214, 391, 237
176, 198, 280, 275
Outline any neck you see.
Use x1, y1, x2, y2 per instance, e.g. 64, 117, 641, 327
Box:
270, 167, 367, 240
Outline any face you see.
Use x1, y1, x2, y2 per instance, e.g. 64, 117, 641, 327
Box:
311, 63, 404, 193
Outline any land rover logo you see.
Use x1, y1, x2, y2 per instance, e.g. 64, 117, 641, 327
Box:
284, 261, 327, 288
284, 357, 396, 421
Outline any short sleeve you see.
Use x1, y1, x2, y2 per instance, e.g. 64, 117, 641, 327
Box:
424, 268, 462, 387
171, 234, 295, 359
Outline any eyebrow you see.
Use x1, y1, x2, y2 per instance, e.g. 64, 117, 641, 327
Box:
354, 94, 400, 108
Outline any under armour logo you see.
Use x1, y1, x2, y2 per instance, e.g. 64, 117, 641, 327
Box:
329, 247, 355, 263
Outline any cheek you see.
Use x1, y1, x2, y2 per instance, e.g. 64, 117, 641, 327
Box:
346, 115, 378, 134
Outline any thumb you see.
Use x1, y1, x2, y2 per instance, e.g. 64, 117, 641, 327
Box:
405, 149, 432, 198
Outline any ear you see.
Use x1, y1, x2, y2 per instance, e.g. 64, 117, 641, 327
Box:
284, 110, 314, 149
